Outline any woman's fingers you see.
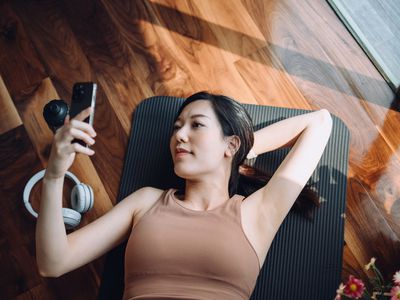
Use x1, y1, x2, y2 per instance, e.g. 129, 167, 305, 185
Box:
55, 107, 97, 155
68, 127, 96, 145
56, 133, 95, 157
69, 118, 96, 137
71, 142, 95, 156
74, 106, 93, 122
65, 114, 70, 124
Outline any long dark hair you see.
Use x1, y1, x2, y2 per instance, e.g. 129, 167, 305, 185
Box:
173, 91, 320, 220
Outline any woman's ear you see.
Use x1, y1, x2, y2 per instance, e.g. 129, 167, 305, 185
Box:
225, 135, 241, 157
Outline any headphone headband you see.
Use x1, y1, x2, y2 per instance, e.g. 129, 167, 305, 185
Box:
23, 169, 81, 218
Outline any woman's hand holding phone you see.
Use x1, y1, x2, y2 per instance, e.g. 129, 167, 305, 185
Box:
45, 107, 97, 179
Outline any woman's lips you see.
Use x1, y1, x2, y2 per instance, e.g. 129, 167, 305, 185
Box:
175, 150, 191, 158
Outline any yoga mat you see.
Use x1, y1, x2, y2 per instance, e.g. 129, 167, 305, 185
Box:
98, 96, 350, 300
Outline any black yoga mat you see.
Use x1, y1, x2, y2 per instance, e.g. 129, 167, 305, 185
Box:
98, 96, 350, 300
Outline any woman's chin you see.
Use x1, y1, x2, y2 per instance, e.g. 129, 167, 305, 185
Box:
174, 167, 197, 180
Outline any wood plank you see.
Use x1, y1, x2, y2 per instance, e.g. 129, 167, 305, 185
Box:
342, 243, 373, 290
235, 46, 312, 108
101, 0, 258, 102
345, 177, 400, 279
0, 2, 46, 101
241, 0, 394, 109
10, 0, 93, 100
235, 43, 400, 280
241, 0, 400, 281
351, 109, 400, 236
60, 0, 153, 134
150, 0, 267, 63
11, 0, 129, 204
0, 75, 22, 135
0, 125, 44, 299
0, 0, 398, 298
13, 77, 113, 221
99, 0, 207, 97
0, 125, 100, 300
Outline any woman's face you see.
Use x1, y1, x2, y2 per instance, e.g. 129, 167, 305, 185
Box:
169, 100, 230, 180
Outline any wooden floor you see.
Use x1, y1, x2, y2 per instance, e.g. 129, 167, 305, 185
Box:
0, 0, 399, 299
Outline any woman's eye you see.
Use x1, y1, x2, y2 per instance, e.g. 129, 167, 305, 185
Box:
172, 123, 203, 131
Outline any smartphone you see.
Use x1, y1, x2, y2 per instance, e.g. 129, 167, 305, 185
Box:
69, 82, 97, 147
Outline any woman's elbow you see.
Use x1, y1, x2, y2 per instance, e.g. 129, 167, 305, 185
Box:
316, 109, 333, 131
318, 108, 332, 120
38, 266, 63, 278
37, 258, 66, 278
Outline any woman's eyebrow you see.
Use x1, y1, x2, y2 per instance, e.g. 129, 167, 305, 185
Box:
176, 114, 211, 121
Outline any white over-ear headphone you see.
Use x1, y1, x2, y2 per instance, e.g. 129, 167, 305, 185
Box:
23, 169, 94, 229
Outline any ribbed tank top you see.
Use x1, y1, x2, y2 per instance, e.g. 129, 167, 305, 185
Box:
123, 188, 261, 300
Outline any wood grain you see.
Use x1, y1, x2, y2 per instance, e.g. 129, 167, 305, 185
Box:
242, 0, 394, 108
241, 0, 400, 282
101, 0, 258, 101
0, 75, 22, 134
0, 0, 399, 298
0, 125, 101, 300
235, 46, 313, 108
15, 77, 113, 221
0, 2, 46, 101
61, 0, 153, 134
11, 0, 130, 204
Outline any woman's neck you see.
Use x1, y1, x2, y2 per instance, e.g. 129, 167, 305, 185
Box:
178, 180, 231, 210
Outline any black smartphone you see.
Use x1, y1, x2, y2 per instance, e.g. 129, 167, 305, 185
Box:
69, 82, 97, 147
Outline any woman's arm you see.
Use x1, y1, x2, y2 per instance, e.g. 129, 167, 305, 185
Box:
36, 178, 151, 277
36, 174, 70, 276
244, 109, 332, 265
252, 108, 332, 210
36, 107, 146, 277
250, 109, 329, 156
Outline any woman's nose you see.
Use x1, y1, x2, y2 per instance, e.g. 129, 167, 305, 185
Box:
175, 126, 188, 142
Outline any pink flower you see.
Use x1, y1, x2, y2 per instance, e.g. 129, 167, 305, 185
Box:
343, 275, 365, 299
390, 286, 400, 300
394, 271, 400, 286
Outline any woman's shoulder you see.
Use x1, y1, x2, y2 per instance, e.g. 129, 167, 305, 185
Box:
127, 186, 169, 197
143, 186, 168, 199
130, 186, 170, 212
127, 187, 170, 225
137, 186, 166, 193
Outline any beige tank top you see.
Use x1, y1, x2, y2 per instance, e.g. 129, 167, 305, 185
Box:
123, 188, 260, 300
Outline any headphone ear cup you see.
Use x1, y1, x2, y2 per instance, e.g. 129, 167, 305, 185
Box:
62, 208, 81, 229
71, 183, 94, 213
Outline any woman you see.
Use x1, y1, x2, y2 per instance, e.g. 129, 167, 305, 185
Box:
36, 92, 332, 299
